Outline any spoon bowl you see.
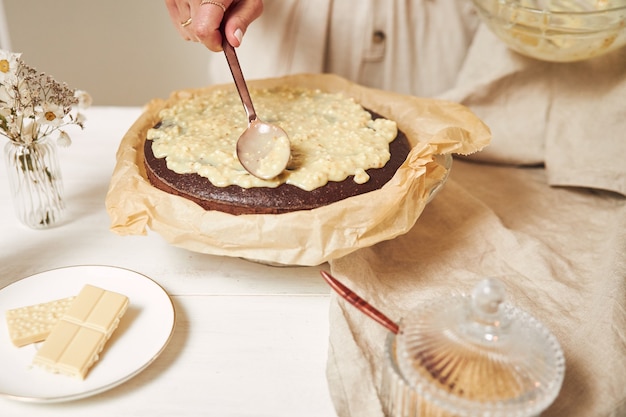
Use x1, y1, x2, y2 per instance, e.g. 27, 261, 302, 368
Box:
221, 27, 291, 180
236, 119, 291, 180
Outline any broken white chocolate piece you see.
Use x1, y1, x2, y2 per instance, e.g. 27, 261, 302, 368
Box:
5, 297, 75, 347
33, 285, 129, 379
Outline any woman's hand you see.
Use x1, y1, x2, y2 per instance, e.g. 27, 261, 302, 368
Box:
164, 0, 263, 52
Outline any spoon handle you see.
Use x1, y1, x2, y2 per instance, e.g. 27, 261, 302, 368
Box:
221, 26, 257, 124
320, 270, 400, 334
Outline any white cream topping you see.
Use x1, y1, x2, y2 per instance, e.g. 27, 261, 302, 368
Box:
147, 86, 398, 191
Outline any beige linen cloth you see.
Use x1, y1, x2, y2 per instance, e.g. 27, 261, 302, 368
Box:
325, 28, 626, 417
441, 26, 626, 196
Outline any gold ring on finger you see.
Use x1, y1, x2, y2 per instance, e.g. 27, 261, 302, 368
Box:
200, 0, 226, 13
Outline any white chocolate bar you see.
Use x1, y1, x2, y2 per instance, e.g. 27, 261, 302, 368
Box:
33, 285, 129, 379
5, 297, 75, 347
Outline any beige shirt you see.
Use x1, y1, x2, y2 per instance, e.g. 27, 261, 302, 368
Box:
208, 0, 480, 97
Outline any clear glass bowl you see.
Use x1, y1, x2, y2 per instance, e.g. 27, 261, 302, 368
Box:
471, 0, 626, 62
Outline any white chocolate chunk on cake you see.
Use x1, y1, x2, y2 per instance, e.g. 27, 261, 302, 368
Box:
33, 285, 129, 379
5, 297, 75, 347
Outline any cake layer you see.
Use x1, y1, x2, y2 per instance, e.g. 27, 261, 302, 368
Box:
144, 117, 410, 215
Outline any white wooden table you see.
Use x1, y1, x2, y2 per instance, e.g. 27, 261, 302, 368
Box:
0, 107, 337, 416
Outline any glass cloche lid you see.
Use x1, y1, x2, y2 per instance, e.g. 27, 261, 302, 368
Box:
394, 278, 566, 417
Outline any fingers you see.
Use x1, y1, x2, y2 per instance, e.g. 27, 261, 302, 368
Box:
164, 0, 193, 41
187, 0, 232, 51
221, 0, 264, 48
165, 0, 264, 52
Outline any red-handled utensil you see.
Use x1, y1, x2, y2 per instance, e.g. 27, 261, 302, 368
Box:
320, 270, 399, 334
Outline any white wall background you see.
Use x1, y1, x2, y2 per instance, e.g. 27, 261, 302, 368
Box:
3, 0, 211, 106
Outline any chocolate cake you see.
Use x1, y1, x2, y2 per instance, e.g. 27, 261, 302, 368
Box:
144, 125, 410, 215
144, 85, 411, 215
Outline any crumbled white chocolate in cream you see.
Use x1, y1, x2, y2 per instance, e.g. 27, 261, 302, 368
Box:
148, 86, 398, 191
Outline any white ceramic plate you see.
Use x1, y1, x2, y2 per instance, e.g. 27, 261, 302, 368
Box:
0, 265, 175, 403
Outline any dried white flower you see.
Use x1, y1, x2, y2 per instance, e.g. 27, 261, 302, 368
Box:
37, 102, 66, 126
0, 50, 20, 83
0, 49, 88, 146
74, 112, 87, 128
57, 130, 72, 147
74, 89, 92, 109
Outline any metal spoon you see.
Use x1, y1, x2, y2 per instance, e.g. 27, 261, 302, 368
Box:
320, 270, 400, 334
221, 27, 291, 180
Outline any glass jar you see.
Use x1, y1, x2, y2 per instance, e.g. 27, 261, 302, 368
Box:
4, 138, 65, 228
381, 278, 565, 417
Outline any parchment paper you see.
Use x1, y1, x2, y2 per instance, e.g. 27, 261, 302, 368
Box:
105, 73, 490, 266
